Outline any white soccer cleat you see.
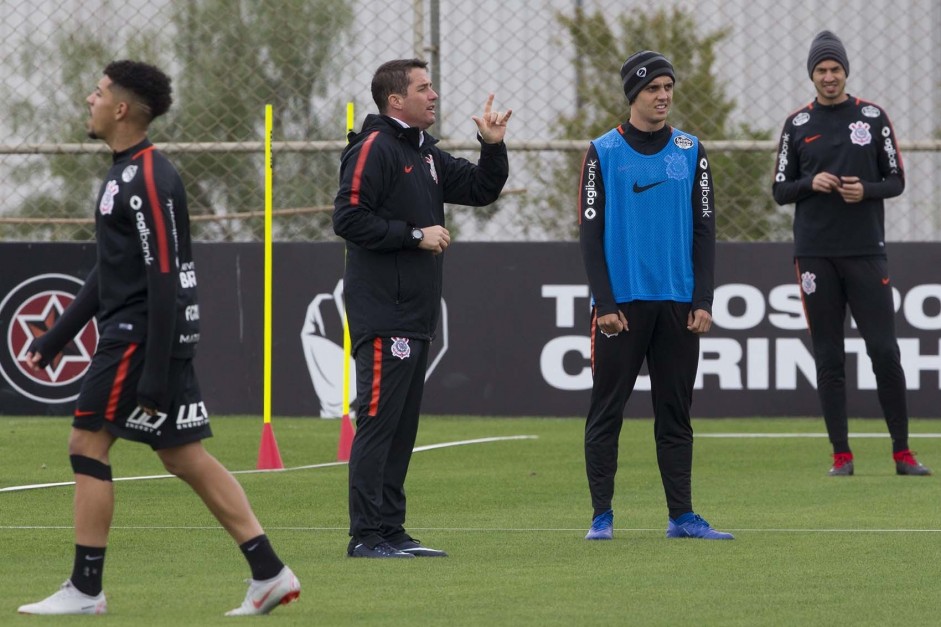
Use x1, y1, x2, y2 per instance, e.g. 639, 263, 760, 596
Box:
225, 566, 301, 616
17, 580, 107, 615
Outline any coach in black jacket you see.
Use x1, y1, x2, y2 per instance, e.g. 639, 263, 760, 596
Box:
333, 58, 511, 558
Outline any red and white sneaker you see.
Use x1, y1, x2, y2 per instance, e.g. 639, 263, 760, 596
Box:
17, 580, 107, 615
225, 566, 300, 616
828, 452, 854, 476
894, 450, 932, 476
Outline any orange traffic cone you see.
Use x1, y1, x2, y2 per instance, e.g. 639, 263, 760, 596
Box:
256, 422, 285, 470
337, 413, 356, 462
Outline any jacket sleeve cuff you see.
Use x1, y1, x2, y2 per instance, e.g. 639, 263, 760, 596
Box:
477, 133, 506, 149
595, 303, 619, 318
391, 220, 418, 249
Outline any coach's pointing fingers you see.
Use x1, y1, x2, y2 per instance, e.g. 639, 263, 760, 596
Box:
472, 93, 512, 145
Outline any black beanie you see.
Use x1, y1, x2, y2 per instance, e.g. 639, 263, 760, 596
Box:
620, 51, 675, 103
807, 30, 849, 78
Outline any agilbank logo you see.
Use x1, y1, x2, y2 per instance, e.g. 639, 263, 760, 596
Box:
0, 273, 98, 403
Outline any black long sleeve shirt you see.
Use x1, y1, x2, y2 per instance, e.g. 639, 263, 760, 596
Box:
33, 138, 200, 410
772, 95, 904, 257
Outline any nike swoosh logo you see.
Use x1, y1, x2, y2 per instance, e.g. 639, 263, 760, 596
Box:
404, 165, 413, 173
85, 555, 104, 561
804, 134, 822, 144
632, 180, 666, 193
75, 410, 96, 417
252, 585, 278, 609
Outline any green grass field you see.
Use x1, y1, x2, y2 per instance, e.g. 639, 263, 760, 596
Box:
2, 415, 940, 626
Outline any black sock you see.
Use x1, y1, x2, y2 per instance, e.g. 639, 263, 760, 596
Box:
239, 534, 284, 581
892, 440, 909, 454
71, 544, 106, 596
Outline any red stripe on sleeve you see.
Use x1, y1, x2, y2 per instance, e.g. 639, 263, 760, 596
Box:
105, 343, 139, 421
350, 131, 380, 207
141, 149, 171, 273
589, 309, 597, 375
367, 337, 383, 416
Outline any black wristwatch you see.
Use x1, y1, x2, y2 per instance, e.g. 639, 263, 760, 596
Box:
410, 227, 424, 243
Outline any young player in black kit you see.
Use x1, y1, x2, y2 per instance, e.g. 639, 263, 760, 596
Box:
772, 31, 930, 477
18, 61, 300, 616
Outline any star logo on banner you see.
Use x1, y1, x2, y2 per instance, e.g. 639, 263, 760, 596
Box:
14, 293, 93, 382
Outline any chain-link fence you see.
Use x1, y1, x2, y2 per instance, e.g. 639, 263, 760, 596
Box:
1, 0, 939, 243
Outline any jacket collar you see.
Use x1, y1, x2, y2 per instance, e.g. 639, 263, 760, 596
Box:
360, 114, 439, 149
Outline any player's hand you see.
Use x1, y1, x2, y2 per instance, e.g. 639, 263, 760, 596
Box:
137, 377, 166, 417
24, 348, 45, 372
837, 176, 864, 203
471, 93, 512, 145
687, 309, 712, 334
418, 225, 451, 255
811, 172, 842, 193
598, 310, 628, 337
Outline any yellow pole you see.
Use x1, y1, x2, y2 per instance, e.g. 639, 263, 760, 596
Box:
263, 104, 273, 424
341, 101, 354, 418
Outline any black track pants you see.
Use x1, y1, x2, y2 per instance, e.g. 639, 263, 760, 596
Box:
796, 256, 909, 453
348, 336, 429, 548
584, 301, 700, 517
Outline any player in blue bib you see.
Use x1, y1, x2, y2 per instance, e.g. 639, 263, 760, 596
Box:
578, 51, 732, 541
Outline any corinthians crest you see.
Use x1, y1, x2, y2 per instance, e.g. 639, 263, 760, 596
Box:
801, 271, 817, 295
848, 121, 872, 146
425, 154, 438, 184
391, 337, 411, 360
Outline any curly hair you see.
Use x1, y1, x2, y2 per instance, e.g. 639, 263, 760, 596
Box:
103, 60, 173, 121
371, 58, 427, 113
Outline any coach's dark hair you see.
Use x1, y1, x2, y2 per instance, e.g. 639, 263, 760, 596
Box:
371, 59, 428, 113
104, 60, 173, 122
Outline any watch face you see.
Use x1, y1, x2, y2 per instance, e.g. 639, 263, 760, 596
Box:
412, 228, 423, 240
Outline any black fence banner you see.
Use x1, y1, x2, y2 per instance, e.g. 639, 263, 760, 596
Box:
2, 242, 939, 418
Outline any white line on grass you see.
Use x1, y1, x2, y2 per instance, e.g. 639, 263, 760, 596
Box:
698, 433, 941, 438
4, 525, 941, 533
0, 435, 537, 494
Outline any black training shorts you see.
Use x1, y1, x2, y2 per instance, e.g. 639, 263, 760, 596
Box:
72, 339, 213, 450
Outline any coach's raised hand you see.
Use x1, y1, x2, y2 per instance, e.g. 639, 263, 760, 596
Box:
472, 93, 512, 144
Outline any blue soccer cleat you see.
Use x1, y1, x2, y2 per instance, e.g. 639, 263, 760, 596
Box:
585, 509, 614, 540
666, 513, 734, 540
390, 537, 448, 557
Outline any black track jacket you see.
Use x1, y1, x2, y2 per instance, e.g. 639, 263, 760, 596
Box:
772, 96, 904, 257
31, 138, 200, 410
333, 114, 508, 356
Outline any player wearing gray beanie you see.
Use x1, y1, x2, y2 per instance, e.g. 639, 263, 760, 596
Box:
807, 30, 849, 78
620, 51, 675, 103
773, 29, 930, 479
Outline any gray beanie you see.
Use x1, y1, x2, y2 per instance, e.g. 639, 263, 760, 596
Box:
807, 30, 849, 78
620, 50, 675, 103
